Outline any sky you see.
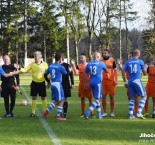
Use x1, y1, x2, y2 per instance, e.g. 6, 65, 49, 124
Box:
127, 0, 152, 30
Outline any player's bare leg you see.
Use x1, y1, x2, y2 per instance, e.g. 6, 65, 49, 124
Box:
143, 97, 149, 116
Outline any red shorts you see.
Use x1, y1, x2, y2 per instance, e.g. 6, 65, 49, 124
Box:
102, 79, 116, 96
146, 82, 155, 98
78, 82, 93, 98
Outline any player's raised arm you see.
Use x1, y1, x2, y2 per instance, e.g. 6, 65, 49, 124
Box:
71, 60, 79, 75
117, 59, 127, 87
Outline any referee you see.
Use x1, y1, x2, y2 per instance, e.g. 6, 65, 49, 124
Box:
20, 51, 48, 117
61, 57, 74, 118
1, 55, 20, 117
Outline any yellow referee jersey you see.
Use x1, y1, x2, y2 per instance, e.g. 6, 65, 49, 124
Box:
20, 61, 48, 83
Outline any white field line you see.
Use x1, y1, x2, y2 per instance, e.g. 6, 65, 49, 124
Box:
20, 86, 62, 145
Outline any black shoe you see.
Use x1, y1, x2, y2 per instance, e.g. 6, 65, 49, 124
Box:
4, 113, 11, 118
30, 113, 36, 117
152, 113, 155, 118
10, 113, 14, 117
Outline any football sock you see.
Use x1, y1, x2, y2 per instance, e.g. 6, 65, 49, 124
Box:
32, 100, 36, 114
137, 98, 146, 115
47, 103, 55, 112
63, 102, 68, 117
81, 102, 85, 114
110, 98, 114, 113
57, 106, 63, 117
96, 101, 102, 118
128, 100, 135, 116
10, 95, 15, 113
102, 97, 107, 113
144, 100, 148, 113
85, 100, 99, 117
42, 99, 47, 112
89, 99, 94, 114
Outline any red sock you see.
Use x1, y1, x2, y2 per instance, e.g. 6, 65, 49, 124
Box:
145, 101, 148, 113
102, 98, 107, 113
81, 102, 85, 114
110, 98, 114, 113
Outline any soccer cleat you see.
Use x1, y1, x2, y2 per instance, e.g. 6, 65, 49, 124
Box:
129, 115, 135, 119
152, 113, 155, 118
102, 113, 107, 117
55, 116, 66, 120
4, 114, 11, 118
43, 110, 48, 119
137, 113, 146, 119
143, 113, 149, 117
80, 114, 84, 118
98, 115, 103, 119
110, 112, 115, 117
10, 113, 14, 117
84, 114, 89, 119
30, 113, 36, 117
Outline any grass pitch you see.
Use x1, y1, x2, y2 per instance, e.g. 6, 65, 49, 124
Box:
0, 75, 155, 145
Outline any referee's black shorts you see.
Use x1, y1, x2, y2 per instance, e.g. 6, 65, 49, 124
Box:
30, 81, 46, 97
62, 83, 71, 98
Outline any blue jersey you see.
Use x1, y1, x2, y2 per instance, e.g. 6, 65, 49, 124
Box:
0, 66, 5, 76
45, 62, 67, 82
84, 60, 108, 84
123, 58, 145, 82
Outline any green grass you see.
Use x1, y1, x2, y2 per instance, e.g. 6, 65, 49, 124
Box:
0, 74, 155, 145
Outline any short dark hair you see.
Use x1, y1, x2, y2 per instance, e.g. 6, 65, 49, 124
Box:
103, 49, 110, 54
55, 53, 62, 62
80, 53, 86, 57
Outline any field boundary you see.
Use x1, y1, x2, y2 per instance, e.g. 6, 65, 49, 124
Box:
21, 86, 62, 145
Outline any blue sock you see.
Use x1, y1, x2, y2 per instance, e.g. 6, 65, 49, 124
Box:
128, 100, 135, 116
57, 106, 63, 117
137, 98, 146, 115
47, 103, 55, 112
85, 100, 99, 117
96, 102, 102, 119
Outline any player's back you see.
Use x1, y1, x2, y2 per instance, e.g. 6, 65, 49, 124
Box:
85, 60, 107, 84
47, 62, 67, 82
124, 58, 144, 82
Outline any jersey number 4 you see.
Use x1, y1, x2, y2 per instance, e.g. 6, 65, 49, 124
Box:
129, 64, 137, 73
90, 66, 97, 75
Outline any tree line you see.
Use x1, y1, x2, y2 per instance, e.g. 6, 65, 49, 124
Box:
0, 0, 154, 65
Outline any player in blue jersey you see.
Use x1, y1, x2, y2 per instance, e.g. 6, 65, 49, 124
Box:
84, 52, 108, 119
120, 49, 147, 119
43, 53, 68, 120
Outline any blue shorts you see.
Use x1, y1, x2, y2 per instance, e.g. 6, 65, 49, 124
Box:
128, 79, 146, 98
51, 82, 64, 101
90, 83, 102, 99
